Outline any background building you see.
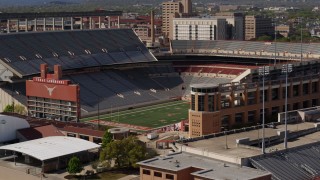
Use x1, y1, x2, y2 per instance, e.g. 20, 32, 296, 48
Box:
173, 18, 227, 40
215, 12, 245, 40
245, 15, 274, 40
219, 5, 239, 12
275, 24, 292, 38
162, 0, 192, 39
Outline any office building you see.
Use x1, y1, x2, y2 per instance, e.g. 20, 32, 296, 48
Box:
162, 0, 192, 39
173, 18, 227, 40
215, 12, 245, 40
245, 15, 274, 40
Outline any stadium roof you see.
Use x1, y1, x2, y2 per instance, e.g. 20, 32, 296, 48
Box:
0, 29, 157, 78
171, 40, 320, 60
250, 141, 320, 180
0, 11, 122, 19
0, 136, 100, 161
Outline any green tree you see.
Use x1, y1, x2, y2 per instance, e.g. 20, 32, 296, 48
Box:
101, 129, 113, 149
256, 35, 273, 41
3, 104, 27, 115
100, 136, 155, 168
3, 104, 14, 113
67, 156, 83, 174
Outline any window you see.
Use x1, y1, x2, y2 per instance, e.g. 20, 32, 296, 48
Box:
154, 171, 162, 177
67, 133, 76, 137
93, 137, 102, 144
79, 135, 89, 141
191, 95, 195, 110
198, 95, 205, 111
166, 174, 174, 180
143, 169, 150, 175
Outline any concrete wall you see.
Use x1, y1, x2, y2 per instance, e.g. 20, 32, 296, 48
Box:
178, 145, 243, 165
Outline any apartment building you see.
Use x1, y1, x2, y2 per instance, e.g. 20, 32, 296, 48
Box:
189, 64, 320, 137
245, 15, 274, 40
172, 18, 227, 40
162, 0, 192, 39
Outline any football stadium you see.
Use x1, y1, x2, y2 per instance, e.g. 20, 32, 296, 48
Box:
0, 28, 320, 132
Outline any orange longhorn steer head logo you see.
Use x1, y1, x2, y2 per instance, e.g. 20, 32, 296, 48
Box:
44, 85, 57, 96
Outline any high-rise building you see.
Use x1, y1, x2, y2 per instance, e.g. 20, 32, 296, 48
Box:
245, 15, 274, 40
173, 18, 227, 40
215, 12, 245, 40
162, 0, 192, 39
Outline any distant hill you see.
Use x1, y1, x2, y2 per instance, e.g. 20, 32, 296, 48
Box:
0, 0, 83, 6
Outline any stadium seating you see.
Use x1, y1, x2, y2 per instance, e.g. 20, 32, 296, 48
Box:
0, 29, 157, 76
250, 143, 320, 180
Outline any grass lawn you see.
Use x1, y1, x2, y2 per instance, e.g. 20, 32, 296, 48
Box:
81, 101, 189, 128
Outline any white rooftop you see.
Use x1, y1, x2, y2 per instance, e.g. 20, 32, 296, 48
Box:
138, 152, 270, 179
0, 136, 100, 161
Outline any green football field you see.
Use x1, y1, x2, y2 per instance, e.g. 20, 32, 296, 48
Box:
81, 101, 190, 128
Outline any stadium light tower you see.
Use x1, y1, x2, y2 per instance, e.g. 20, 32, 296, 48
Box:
259, 66, 270, 154
300, 17, 303, 63
97, 97, 100, 129
282, 63, 293, 149
274, 18, 277, 66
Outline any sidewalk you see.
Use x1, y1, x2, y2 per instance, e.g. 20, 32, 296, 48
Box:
0, 166, 38, 180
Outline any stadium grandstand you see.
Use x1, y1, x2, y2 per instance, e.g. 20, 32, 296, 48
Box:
1, 28, 320, 134
250, 142, 320, 180
170, 40, 320, 60
0, 28, 253, 124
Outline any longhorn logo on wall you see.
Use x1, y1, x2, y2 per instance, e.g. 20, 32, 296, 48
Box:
44, 85, 57, 96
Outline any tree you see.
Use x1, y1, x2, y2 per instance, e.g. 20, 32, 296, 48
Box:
14, 104, 27, 115
67, 156, 83, 174
3, 104, 14, 113
101, 129, 113, 149
3, 104, 27, 115
256, 35, 273, 41
100, 136, 156, 169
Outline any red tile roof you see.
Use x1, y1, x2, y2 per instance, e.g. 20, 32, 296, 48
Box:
17, 124, 64, 140
60, 126, 104, 138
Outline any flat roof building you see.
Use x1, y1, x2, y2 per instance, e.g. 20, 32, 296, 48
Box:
215, 12, 245, 40
245, 15, 274, 40
0, 136, 100, 172
138, 152, 271, 180
173, 18, 227, 41
162, 0, 192, 39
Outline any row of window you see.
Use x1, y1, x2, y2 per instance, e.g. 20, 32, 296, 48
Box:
142, 169, 174, 179
222, 99, 319, 124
